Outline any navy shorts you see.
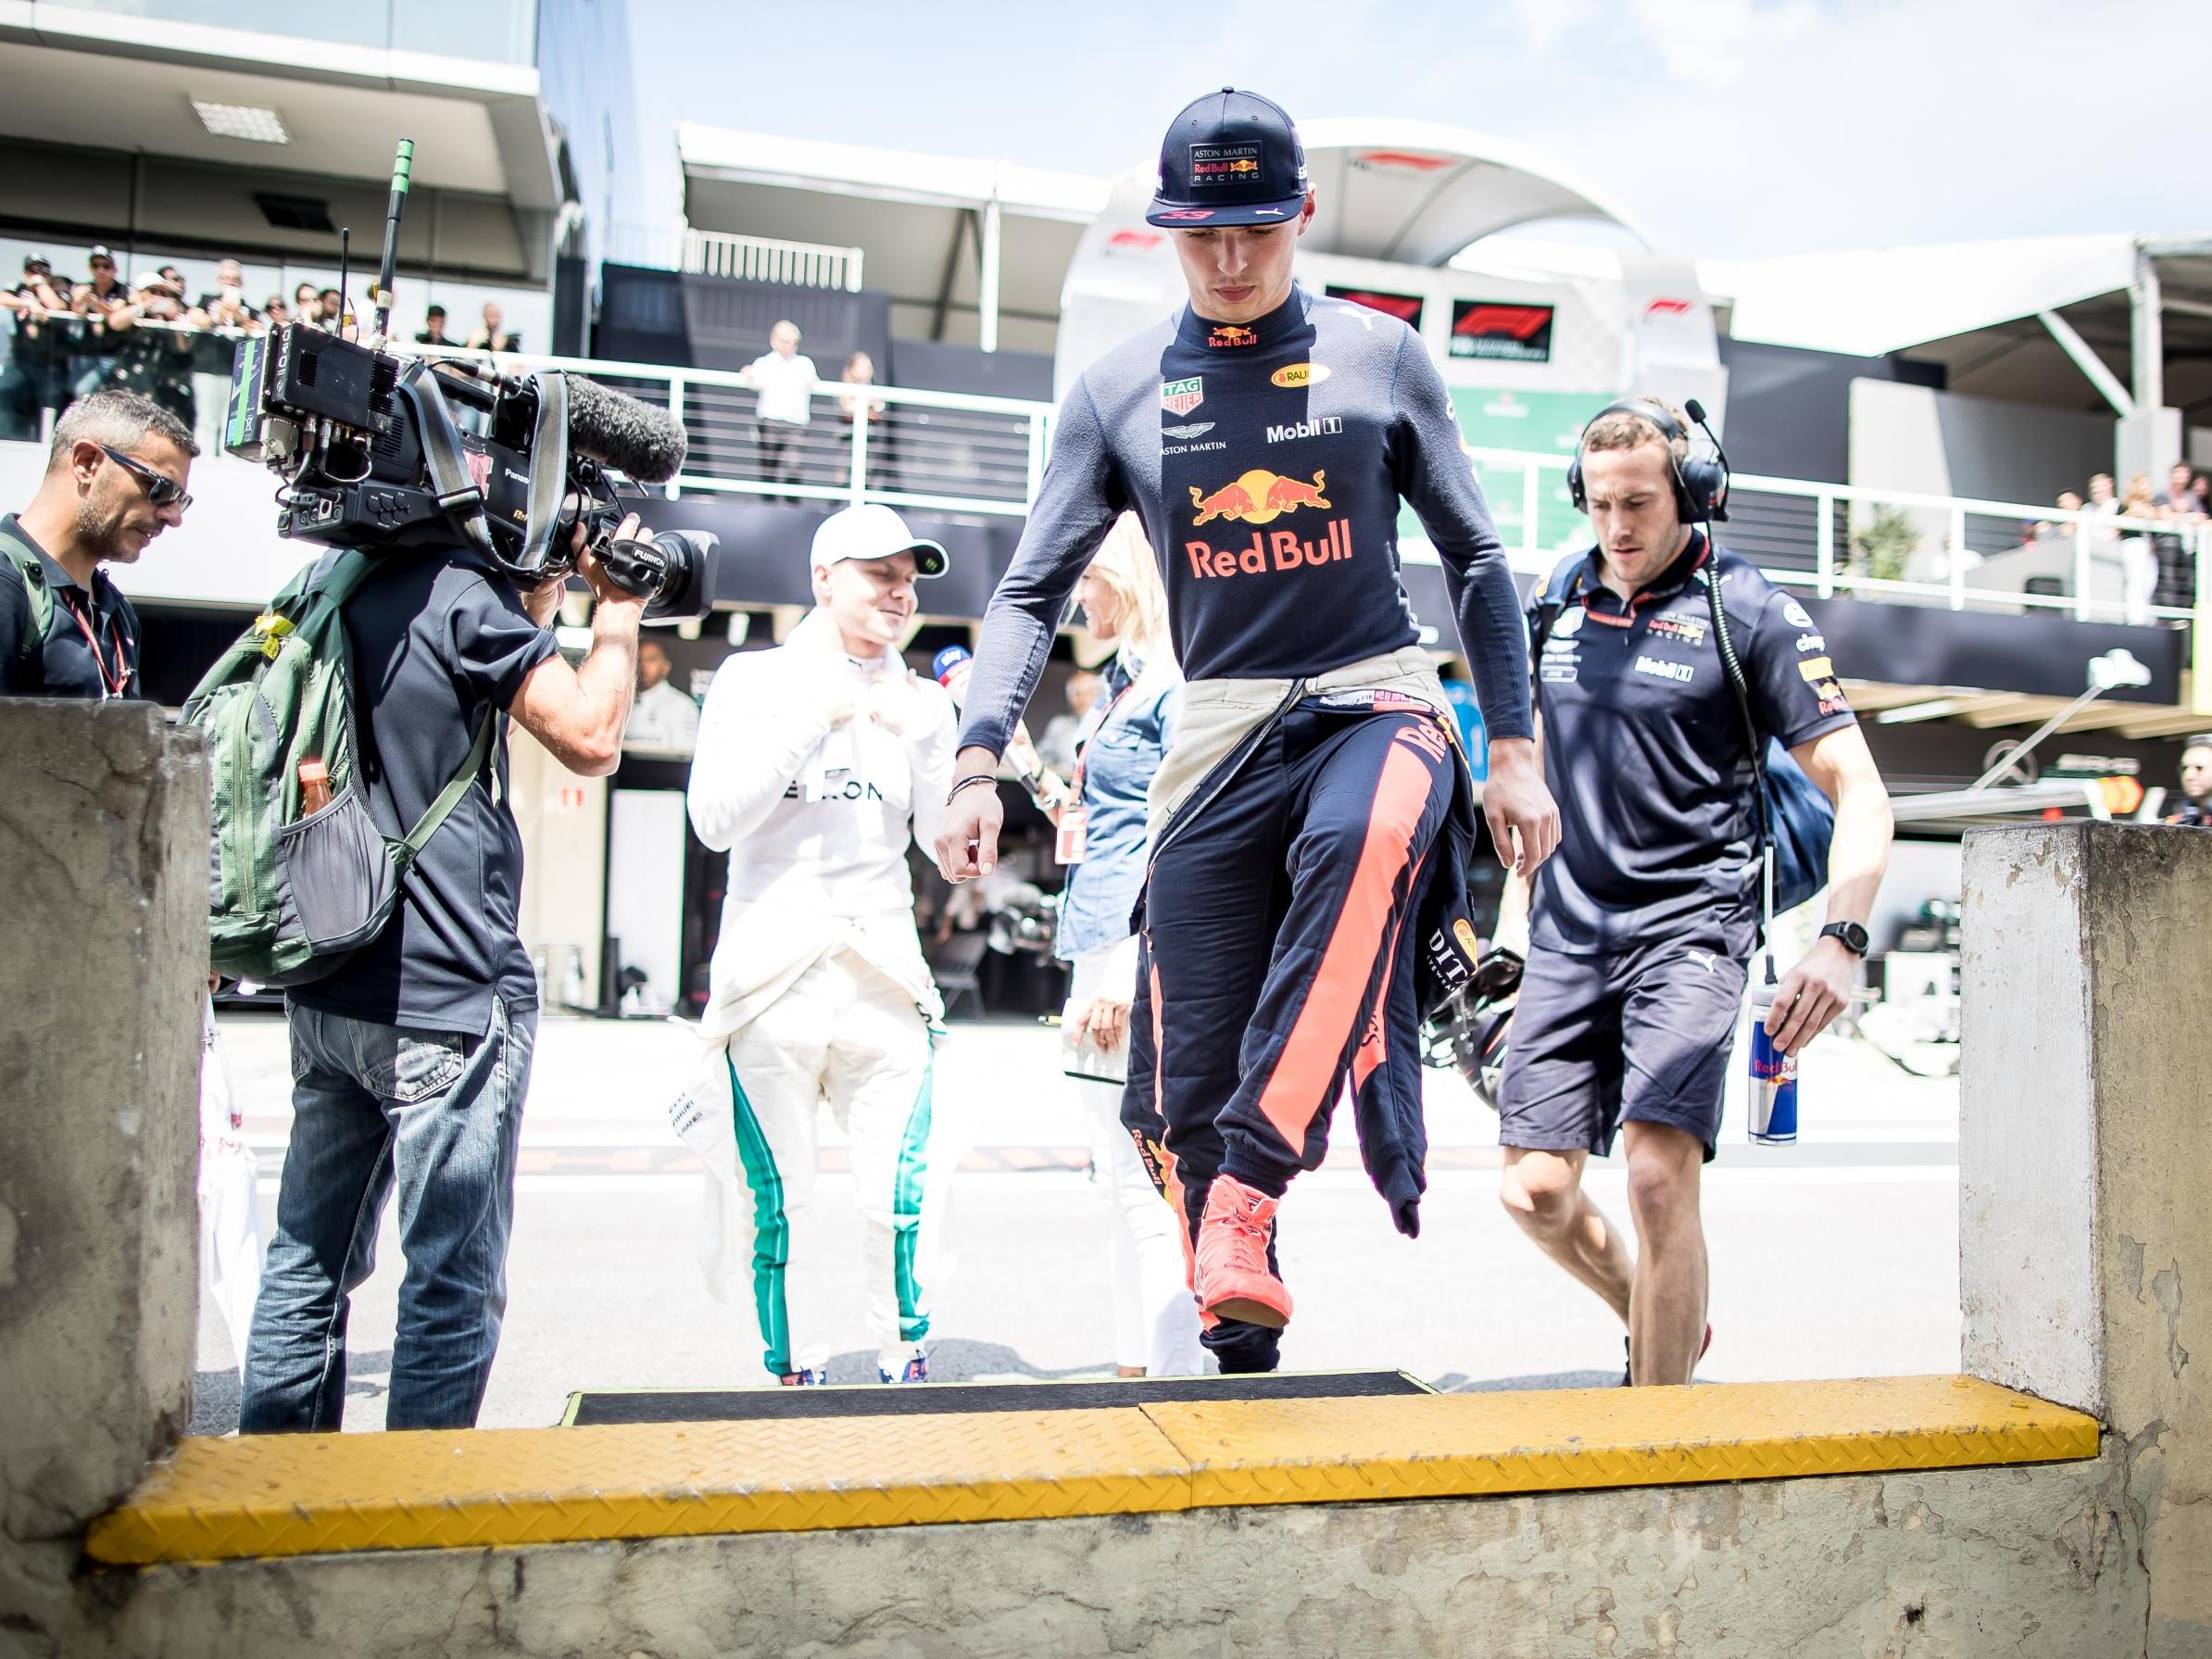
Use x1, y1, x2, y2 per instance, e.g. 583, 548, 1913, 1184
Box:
1496, 926, 1751, 1161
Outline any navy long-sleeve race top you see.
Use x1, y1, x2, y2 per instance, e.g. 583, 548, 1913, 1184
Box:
955, 283, 1532, 758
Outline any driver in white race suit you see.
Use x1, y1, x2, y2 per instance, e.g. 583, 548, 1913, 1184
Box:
672, 504, 956, 1385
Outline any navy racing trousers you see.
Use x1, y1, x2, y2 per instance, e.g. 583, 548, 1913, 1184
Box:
1121, 700, 1455, 1372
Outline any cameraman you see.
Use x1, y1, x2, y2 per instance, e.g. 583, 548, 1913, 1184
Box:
239, 509, 647, 1434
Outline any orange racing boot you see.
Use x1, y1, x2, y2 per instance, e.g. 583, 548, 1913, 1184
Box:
1193, 1174, 1293, 1329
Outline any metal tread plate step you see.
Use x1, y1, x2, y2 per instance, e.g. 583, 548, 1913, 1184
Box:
561, 1369, 1433, 1425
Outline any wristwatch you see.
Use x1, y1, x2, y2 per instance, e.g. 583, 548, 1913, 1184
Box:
1818, 921, 1870, 958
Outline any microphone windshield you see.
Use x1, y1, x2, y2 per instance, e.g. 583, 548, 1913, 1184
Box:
1684, 398, 1708, 425
931, 645, 973, 686
564, 374, 688, 483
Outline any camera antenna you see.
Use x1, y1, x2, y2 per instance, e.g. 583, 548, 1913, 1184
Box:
334, 228, 350, 335
374, 139, 413, 344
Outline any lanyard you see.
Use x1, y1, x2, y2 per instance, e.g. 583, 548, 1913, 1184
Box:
61, 588, 130, 699
1068, 670, 1139, 803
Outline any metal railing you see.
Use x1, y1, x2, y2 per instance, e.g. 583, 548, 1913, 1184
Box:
1460, 446, 2208, 630
408, 346, 1053, 520
12, 318, 2206, 645
678, 230, 865, 293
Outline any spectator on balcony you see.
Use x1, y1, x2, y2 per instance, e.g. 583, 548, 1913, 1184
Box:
2117, 472, 2160, 622
2152, 463, 2204, 610
2, 255, 75, 441
741, 320, 819, 501
195, 259, 258, 331
415, 305, 451, 347
293, 283, 322, 325
837, 350, 887, 485
837, 351, 886, 427
103, 271, 207, 427
264, 295, 291, 328
69, 248, 131, 398
466, 302, 519, 355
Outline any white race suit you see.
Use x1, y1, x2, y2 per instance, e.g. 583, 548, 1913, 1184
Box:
672, 609, 955, 1377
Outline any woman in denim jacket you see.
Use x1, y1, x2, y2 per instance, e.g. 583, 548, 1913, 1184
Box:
1018, 515, 1200, 1375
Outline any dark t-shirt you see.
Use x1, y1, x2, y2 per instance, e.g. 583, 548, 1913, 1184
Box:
288, 547, 558, 1035
1529, 534, 1855, 954
0, 515, 142, 698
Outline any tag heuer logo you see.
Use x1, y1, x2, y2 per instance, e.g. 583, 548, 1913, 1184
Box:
1161, 376, 1204, 416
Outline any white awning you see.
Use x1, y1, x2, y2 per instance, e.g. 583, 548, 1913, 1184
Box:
1292, 119, 1653, 265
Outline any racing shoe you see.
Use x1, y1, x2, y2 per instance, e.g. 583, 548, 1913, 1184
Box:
880, 1350, 930, 1384
1193, 1174, 1293, 1329
1621, 1323, 1713, 1387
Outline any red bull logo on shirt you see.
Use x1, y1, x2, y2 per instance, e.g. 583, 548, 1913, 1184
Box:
1188, 468, 1332, 525
1184, 466, 1351, 577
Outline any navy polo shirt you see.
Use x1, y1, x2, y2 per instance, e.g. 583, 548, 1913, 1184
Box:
1529, 533, 1856, 955
0, 514, 142, 700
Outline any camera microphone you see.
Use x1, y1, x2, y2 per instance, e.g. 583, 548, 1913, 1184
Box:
932, 645, 973, 710
563, 374, 689, 484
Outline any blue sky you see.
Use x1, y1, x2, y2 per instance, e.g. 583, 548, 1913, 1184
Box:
627, 0, 2206, 260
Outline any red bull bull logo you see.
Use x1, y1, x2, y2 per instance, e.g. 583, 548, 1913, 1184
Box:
1188, 468, 1331, 525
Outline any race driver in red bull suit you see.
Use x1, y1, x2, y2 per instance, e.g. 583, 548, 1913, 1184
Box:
936, 88, 1559, 1372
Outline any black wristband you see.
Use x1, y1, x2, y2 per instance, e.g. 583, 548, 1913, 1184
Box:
948, 773, 998, 805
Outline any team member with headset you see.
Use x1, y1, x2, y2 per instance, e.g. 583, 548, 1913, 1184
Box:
938, 88, 1557, 1373
1013, 513, 1203, 1377
674, 503, 957, 1386
1490, 396, 1893, 1386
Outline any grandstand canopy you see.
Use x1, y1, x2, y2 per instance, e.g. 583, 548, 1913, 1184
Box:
677, 124, 1107, 355
0, 10, 558, 208
1289, 119, 1653, 265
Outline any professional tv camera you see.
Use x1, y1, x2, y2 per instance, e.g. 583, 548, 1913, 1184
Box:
222, 139, 713, 621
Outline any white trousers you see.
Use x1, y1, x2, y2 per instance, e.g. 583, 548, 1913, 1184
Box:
1066, 946, 1204, 1376
691, 950, 935, 1377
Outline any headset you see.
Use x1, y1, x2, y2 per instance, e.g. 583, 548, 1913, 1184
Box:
1565, 396, 1731, 523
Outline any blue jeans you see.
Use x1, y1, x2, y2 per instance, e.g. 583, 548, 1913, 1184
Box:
239, 998, 535, 1432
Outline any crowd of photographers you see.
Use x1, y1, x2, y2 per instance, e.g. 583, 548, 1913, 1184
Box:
1, 248, 522, 441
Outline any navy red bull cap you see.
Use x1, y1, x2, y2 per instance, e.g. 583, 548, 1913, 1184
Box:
1146, 87, 1309, 229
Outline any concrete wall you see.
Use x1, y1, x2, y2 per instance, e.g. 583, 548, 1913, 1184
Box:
1962, 823, 2212, 1657
0, 703, 204, 1646
61, 1452, 2145, 1658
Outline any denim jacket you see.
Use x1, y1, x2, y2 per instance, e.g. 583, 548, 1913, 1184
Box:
1055, 652, 1180, 960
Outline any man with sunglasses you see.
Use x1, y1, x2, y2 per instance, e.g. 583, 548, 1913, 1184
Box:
0, 391, 196, 698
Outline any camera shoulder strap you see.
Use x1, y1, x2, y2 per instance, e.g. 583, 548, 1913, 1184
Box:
401, 360, 496, 564
0, 522, 54, 676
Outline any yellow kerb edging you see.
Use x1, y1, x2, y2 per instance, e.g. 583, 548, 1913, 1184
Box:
86, 1374, 2098, 1565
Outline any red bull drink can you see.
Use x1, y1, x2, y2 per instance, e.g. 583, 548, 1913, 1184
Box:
1747, 970, 1798, 1145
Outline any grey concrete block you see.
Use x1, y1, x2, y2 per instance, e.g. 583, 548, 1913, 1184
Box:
0, 702, 205, 1553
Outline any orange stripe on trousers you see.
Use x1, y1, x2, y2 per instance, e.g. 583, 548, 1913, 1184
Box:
1255, 737, 1438, 1155
1149, 953, 1201, 1299
1351, 849, 1425, 1097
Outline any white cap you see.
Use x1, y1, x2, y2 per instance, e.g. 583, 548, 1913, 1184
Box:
809, 503, 948, 578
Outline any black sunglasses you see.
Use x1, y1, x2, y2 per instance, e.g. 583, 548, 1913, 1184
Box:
99, 445, 193, 512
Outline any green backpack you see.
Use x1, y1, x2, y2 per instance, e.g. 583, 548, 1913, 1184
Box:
2, 522, 57, 682
182, 550, 494, 987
